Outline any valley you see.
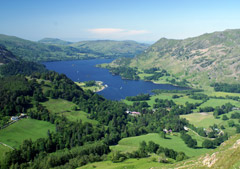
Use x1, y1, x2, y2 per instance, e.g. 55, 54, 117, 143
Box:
0, 29, 239, 169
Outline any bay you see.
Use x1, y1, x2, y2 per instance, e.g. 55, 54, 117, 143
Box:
43, 59, 185, 100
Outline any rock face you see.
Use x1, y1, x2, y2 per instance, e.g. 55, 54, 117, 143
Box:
0, 45, 17, 64
128, 29, 240, 86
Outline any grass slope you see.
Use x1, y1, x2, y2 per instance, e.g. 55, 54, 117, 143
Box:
0, 119, 55, 148
41, 98, 98, 125
181, 112, 222, 128
111, 133, 209, 157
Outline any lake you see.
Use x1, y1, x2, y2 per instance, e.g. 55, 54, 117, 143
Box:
43, 59, 185, 100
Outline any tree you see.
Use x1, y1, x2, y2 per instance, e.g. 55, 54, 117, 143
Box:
202, 139, 214, 149
228, 120, 235, 127
222, 115, 229, 121
147, 141, 159, 153
159, 131, 166, 139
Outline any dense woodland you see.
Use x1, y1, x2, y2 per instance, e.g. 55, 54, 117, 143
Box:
109, 66, 140, 80
211, 83, 240, 93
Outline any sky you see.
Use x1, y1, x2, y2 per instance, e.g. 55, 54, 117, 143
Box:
1, 0, 240, 43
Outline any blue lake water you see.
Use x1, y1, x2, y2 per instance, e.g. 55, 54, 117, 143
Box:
43, 59, 185, 100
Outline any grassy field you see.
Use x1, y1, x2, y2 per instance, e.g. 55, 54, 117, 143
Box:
78, 156, 170, 169
198, 98, 240, 109
181, 112, 223, 128
41, 98, 98, 125
0, 119, 55, 148
111, 133, 210, 157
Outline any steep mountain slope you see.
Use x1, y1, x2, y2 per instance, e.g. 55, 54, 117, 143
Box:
127, 29, 240, 87
0, 45, 18, 64
0, 34, 149, 62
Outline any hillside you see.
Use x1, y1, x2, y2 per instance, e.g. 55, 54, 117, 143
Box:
0, 45, 18, 64
116, 29, 240, 87
38, 38, 72, 45
171, 134, 240, 169
0, 34, 149, 62
70, 40, 149, 58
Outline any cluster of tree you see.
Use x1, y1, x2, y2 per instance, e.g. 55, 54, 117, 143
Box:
144, 69, 170, 81
126, 93, 150, 101
111, 141, 188, 163
166, 78, 189, 87
3, 141, 110, 169
211, 83, 240, 93
169, 102, 200, 115
84, 80, 96, 87
153, 98, 175, 108
143, 67, 159, 74
189, 93, 209, 101
213, 103, 234, 118
109, 66, 139, 80
151, 89, 203, 95
199, 106, 214, 112
180, 132, 197, 148
0, 60, 47, 76
230, 112, 240, 119
225, 95, 240, 101
0, 76, 45, 127
202, 133, 228, 149
187, 124, 206, 137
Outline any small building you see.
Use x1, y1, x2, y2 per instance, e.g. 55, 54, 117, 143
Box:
19, 113, 27, 118
126, 111, 141, 116
131, 111, 141, 115
126, 110, 131, 114
11, 116, 19, 121
184, 126, 189, 131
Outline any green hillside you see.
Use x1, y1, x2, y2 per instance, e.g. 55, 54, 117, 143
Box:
70, 40, 149, 58
0, 34, 149, 61
112, 29, 240, 87
0, 45, 18, 64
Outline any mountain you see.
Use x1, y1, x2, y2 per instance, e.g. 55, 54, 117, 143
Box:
38, 38, 72, 45
70, 40, 150, 58
0, 34, 149, 62
0, 45, 18, 64
123, 29, 240, 87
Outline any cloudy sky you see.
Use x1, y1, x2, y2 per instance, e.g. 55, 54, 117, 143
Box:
1, 0, 240, 43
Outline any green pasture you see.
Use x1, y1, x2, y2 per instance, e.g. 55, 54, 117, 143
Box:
41, 98, 98, 124
110, 133, 209, 157
0, 119, 55, 148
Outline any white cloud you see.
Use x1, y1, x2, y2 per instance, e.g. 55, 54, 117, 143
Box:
88, 28, 150, 36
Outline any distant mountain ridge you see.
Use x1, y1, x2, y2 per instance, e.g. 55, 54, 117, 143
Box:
123, 29, 240, 86
0, 34, 149, 62
38, 38, 72, 45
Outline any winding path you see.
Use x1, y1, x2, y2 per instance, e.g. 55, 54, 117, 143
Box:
0, 142, 14, 150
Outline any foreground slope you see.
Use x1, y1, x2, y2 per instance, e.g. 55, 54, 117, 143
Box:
123, 29, 240, 87
172, 134, 240, 169
79, 134, 240, 169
